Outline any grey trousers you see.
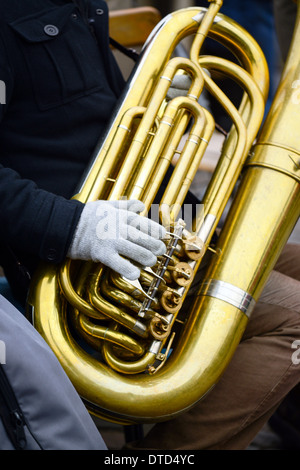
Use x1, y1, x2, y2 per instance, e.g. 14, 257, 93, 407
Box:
127, 243, 300, 450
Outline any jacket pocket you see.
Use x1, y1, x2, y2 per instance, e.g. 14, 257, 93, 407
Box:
9, 4, 103, 110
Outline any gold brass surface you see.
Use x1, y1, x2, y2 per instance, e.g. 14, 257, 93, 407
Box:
27, 1, 300, 424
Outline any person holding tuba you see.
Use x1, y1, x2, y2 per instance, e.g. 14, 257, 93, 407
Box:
0, 0, 299, 450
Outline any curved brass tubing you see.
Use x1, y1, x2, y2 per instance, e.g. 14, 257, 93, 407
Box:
71, 312, 145, 357
88, 267, 148, 339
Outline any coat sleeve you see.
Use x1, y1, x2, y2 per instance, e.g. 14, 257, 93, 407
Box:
0, 34, 84, 264
0, 166, 84, 263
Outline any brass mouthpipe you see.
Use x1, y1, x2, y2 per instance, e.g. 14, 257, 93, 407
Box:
190, 0, 223, 63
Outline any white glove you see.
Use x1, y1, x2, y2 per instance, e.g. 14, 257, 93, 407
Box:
67, 199, 166, 280
167, 73, 192, 100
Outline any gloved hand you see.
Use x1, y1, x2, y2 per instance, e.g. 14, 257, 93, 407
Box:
167, 73, 192, 100
67, 199, 166, 280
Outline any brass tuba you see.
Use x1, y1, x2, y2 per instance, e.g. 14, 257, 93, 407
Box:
27, 0, 300, 424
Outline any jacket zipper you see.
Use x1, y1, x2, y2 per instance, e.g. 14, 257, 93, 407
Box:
0, 365, 27, 449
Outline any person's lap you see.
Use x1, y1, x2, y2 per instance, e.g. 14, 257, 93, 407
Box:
126, 243, 300, 450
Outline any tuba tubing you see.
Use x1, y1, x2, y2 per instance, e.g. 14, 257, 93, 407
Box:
27, 2, 300, 424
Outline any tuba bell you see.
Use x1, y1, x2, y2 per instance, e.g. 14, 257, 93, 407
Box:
27, 0, 300, 424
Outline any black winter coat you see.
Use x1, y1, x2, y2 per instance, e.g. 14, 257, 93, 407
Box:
0, 0, 125, 301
